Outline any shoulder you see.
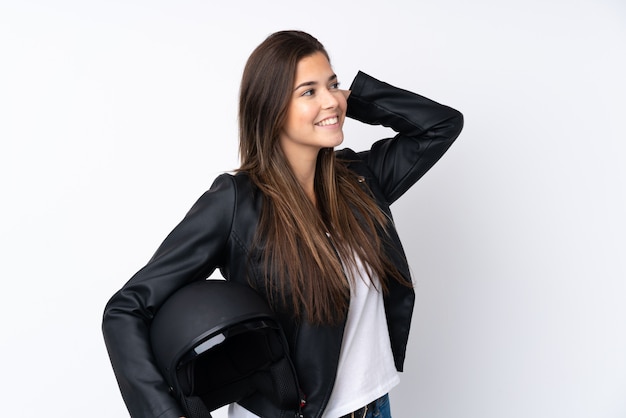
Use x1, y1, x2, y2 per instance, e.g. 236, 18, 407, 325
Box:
198, 171, 262, 225
195, 172, 256, 205
335, 147, 375, 180
335, 147, 358, 160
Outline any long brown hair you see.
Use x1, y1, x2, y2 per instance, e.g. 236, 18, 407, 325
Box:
238, 30, 407, 325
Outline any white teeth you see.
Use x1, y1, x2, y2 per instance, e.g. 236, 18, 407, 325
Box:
316, 117, 338, 126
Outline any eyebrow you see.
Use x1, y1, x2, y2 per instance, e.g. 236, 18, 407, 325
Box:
293, 74, 338, 91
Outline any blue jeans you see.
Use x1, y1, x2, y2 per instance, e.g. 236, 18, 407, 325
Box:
365, 394, 392, 418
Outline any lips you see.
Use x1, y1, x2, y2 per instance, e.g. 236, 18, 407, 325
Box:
315, 116, 339, 127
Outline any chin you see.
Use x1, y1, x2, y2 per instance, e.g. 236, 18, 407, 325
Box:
328, 133, 344, 148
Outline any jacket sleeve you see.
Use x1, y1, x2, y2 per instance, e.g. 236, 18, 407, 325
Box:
347, 71, 464, 204
102, 173, 236, 418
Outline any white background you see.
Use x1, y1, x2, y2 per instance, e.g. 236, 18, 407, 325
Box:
1, 1, 625, 417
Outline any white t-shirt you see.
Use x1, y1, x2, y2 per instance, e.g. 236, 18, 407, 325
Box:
229, 255, 399, 418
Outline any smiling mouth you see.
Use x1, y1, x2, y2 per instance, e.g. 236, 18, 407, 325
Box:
315, 116, 339, 127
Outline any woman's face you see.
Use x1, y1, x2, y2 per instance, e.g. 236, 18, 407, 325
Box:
279, 52, 347, 165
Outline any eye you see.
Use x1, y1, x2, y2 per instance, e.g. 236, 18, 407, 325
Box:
330, 81, 341, 90
301, 89, 315, 97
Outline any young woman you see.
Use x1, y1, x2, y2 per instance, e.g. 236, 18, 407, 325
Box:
103, 30, 463, 418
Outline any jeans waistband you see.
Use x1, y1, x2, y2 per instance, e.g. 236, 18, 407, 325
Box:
339, 394, 385, 418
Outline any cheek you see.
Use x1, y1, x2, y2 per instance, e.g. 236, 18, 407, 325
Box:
284, 106, 304, 133
292, 103, 317, 126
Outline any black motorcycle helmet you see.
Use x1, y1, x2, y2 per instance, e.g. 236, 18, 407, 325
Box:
150, 279, 302, 417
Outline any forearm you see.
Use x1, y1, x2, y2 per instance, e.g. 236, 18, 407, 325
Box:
347, 70, 463, 139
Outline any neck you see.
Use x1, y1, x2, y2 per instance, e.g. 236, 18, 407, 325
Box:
281, 147, 319, 205
293, 164, 316, 206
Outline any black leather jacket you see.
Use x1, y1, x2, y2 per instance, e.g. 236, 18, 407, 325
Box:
102, 71, 463, 418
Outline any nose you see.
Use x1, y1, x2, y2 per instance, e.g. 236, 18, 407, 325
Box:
321, 88, 339, 109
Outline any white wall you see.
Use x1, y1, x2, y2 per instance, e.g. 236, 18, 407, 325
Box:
1, 1, 624, 417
